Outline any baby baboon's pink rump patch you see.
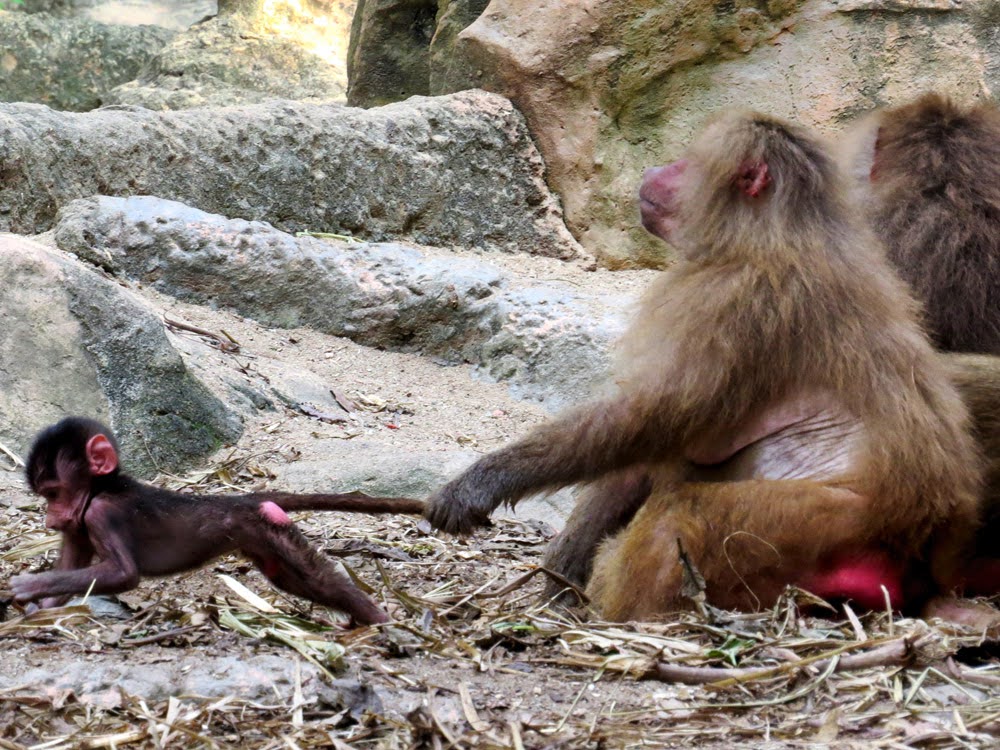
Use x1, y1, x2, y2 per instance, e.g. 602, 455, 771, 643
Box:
259, 501, 291, 526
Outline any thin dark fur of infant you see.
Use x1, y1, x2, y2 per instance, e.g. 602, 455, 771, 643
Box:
12, 417, 425, 625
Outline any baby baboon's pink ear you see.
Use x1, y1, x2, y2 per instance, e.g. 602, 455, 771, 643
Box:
86, 434, 118, 475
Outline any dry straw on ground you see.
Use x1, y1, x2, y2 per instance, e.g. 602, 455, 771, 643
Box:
1, 414, 999, 748
2, 456, 999, 748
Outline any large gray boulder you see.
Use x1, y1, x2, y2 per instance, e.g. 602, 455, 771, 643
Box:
348, 0, 490, 106
347, 0, 438, 107
53, 195, 622, 407
11, 0, 213, 29
0, 12, 174, 111
0, 234, 241, 475
0, 91, 579, 257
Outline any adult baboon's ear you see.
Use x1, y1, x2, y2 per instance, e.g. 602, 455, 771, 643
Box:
734, 161, 771, 198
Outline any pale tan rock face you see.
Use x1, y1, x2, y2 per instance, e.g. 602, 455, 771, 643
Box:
446, 0, 994, 267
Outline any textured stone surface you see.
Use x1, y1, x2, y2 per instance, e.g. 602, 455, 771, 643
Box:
13, 0, 212, 29
0, 91, 579, 257
278, 440, 572, 528
106, 6, 355, 109
347, 0, 491, 106
11, 653, 376, 709
347, 0, 438, 107
429, 0, 490, 94
0, 234, 241, 475
53, 195, 620, 407
0, 12, 174, 111
278, 440, 479, 498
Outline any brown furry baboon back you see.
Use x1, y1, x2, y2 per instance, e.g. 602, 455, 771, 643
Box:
866, 94, 1000, 354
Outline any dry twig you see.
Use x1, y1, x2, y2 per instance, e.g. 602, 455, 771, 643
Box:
652, 633, 933, 686
164, 316, 241, 353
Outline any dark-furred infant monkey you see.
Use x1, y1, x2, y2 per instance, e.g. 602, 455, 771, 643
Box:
11, 417, 425, 625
